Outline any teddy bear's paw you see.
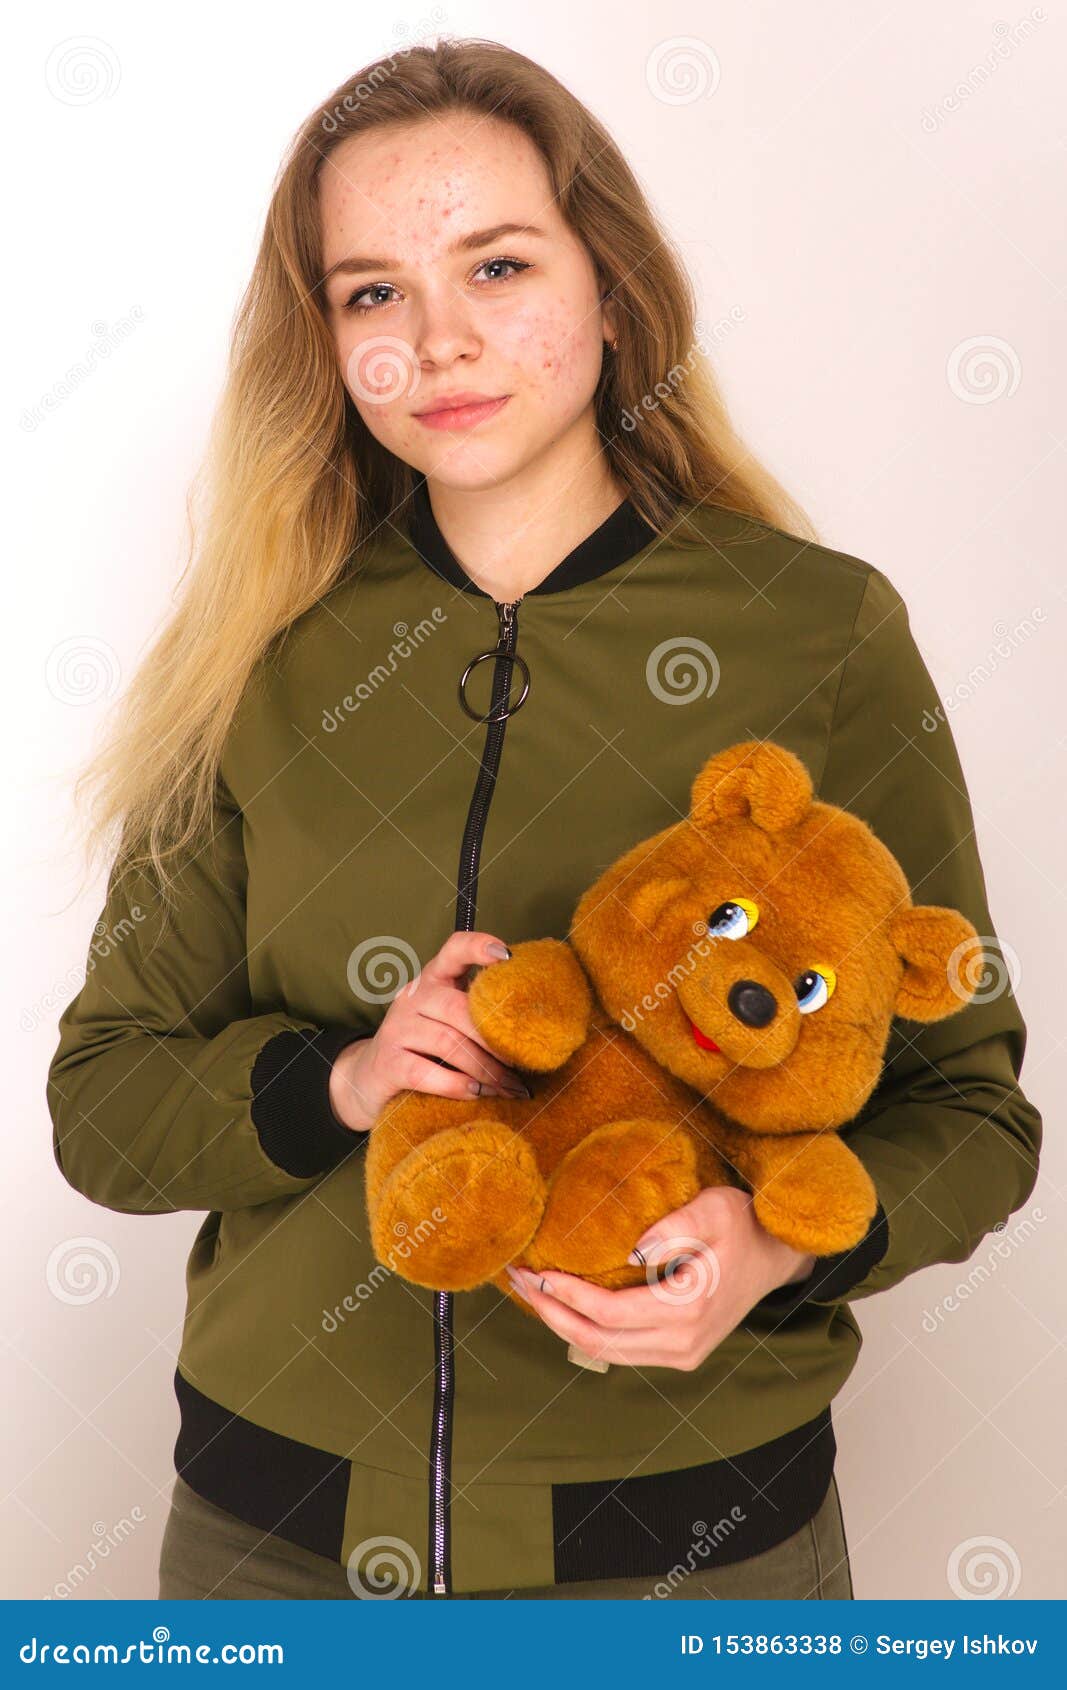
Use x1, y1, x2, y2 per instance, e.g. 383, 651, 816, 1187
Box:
751, 1137, 878, 1257
370, 1122, 546, 1292
521, 1118, 702, 1286
467, 938, 592, 1072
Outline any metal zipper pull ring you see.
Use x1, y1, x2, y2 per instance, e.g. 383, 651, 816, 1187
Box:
458, 648, 530, 722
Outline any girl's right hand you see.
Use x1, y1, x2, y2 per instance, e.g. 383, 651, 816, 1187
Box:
327, 931, 533, 1134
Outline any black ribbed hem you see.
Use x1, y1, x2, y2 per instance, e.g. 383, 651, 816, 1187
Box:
173, 1368, 349, 1560
757, 1201, 890, 1316
249, 1024, 370, 1178
552, 1407, 835, 1582
172, 1368, 836, 1583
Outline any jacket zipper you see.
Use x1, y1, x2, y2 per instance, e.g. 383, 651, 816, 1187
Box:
427, 596, 524, 1598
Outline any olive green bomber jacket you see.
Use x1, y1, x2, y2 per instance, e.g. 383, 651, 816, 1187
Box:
45, 481, 1041, 1594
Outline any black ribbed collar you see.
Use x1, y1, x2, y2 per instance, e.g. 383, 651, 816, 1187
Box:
407, 473, 658, 598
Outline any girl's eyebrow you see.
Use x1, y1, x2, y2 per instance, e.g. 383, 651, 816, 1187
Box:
322, 222, 548, 284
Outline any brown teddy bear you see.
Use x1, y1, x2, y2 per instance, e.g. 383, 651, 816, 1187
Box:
364, 738, 978, 1314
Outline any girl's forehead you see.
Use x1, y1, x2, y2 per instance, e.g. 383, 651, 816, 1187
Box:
325, 116, 543, 207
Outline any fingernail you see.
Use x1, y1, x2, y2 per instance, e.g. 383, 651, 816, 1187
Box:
505, 1265, 531, 1299
467, 1080, 483, 1096
485, 941, 511, 960
502, 1083, 532, 1099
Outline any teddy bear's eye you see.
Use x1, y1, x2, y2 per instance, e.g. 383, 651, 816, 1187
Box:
795, 966, 837, 1014
706, 898, 759, 939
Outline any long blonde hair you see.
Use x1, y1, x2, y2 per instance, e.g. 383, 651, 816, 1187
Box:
75, 36, 816, 908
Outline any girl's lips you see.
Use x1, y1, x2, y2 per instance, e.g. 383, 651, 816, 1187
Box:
689, 1018, 722, 1053
414, 395, 510, 431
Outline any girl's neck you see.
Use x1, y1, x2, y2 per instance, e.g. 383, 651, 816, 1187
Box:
419, 438, 630, 602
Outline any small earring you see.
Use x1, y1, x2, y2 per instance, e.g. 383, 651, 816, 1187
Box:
609, 337, 619, 351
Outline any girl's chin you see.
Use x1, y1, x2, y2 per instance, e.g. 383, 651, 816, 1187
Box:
406, 444, 536, 489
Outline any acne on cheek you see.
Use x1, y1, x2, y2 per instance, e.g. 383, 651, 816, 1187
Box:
535, 324, 595, 394
538, 334, 568, 375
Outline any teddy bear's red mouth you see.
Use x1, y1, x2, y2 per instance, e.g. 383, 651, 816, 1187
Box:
689, 1018, 722, 1053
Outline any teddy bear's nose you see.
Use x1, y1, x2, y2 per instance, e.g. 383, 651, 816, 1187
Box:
727, 979, 778, 1028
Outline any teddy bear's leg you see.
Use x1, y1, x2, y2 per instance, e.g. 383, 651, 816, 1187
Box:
364, 1087, 475, 1211
716, 1127, 877, 1256
368, 1110, 547, 1292
514, 1118, 726, 1290
365, 1086, 532, 1218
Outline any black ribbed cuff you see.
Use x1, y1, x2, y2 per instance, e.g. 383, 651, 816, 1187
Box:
757, 1201, 890, 1315
250, 1025, 371, 1178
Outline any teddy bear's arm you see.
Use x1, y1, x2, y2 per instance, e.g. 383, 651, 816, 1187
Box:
466, 938, 593, 1073
712, 1124, 878, 1258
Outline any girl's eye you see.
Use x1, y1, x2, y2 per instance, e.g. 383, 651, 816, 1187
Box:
475, 256, 529, 285
706, 898, 759, 939
795, 966, 837, 1014
344, 281, 398, 313
342, 256, 530, 315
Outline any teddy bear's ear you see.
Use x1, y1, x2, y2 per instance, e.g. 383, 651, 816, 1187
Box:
890, 904, 981, 1021
690, 739, 813, 835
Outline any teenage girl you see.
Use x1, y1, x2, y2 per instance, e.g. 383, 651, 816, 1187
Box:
47, 39, 1039, 1601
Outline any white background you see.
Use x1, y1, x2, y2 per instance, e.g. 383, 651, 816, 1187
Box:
7, 0, 1063, 1599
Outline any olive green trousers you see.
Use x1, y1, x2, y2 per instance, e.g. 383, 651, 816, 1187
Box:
157, 1472, 853, 1600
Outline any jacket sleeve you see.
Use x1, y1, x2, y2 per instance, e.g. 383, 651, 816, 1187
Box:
760, 564, 1042, 1314
46, 775, 371, 1216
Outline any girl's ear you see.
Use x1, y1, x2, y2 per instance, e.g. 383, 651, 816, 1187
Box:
890, 904, 981, 1021
600, 294, 619, 350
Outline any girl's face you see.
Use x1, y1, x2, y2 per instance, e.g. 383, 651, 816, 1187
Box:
318, 112, 616, 492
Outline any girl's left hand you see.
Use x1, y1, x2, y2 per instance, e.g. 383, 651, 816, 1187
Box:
505, 1185, 817, 1371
